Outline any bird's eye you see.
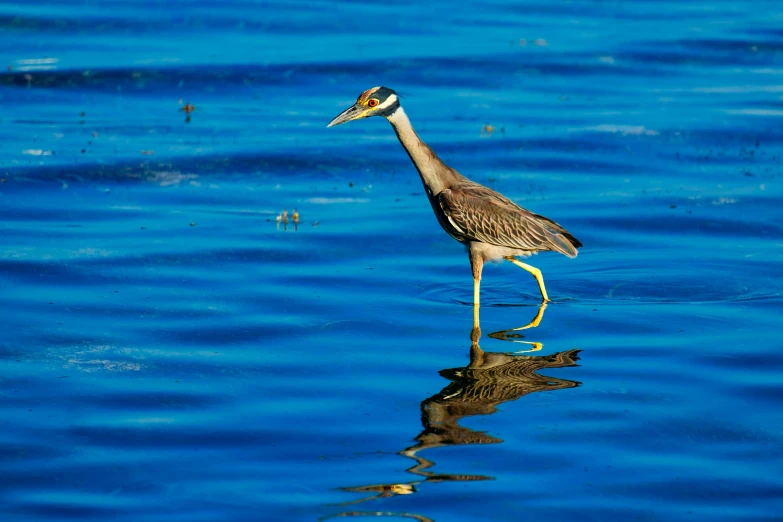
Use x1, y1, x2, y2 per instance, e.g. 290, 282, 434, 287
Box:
368, 98, 379, 108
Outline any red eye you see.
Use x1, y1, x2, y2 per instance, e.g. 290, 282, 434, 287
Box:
368, 98, 379, 108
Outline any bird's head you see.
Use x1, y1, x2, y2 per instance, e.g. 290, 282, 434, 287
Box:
327, 86, 400, 127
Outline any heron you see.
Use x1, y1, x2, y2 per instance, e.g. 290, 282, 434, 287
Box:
328, 87, 581, 328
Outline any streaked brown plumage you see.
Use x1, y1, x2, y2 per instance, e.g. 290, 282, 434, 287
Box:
438, 182, 581, 257
328, 87, 581, 323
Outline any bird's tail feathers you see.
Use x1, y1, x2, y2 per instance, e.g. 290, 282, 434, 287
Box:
545, 230, 579, 258
534, 214, 582, 258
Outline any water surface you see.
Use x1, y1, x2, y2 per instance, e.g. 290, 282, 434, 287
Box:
1, 1, 783, 520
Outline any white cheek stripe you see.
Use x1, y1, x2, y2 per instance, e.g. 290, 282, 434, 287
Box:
376, 94, 398, 110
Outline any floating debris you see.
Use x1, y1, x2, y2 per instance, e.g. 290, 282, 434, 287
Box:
179, 101, 196, 123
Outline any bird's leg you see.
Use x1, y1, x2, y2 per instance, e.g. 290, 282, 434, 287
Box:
488, 302, 548, 334
511, 341, 544, 354
518, 302, 547, 330
469, 248, 484, 336
473, 277, 480, 330
487, 302, 546, 351
505, 257, 550, 302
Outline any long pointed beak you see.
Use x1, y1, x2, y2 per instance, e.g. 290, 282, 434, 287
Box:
327, 103, 365, 128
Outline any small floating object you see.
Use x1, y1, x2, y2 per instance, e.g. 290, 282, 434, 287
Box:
292, 209, 299, 224
179, 103, 196, 115
179, 102, 196, 123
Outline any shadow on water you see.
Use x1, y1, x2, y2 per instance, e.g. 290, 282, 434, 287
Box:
321, 306, 581, 521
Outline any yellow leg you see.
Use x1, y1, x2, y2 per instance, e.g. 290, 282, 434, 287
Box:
518, 302, 547, 330
512, 341, 543, 353
487, 302, 547, 349
469, 248, 484, 340
506, 257, 550, 302
473, 277, 480, 330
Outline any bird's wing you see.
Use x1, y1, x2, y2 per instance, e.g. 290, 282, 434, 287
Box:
438, 185, 579, 257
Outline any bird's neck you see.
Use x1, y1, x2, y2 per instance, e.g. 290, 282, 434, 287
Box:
386, 107, 459, 196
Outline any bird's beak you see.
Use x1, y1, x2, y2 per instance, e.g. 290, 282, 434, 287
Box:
327, 103, 367, 128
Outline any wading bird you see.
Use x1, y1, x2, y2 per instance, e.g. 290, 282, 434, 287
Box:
328, 87, 581, 327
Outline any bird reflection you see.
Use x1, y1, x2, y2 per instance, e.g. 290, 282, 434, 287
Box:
325, 304, 581, 519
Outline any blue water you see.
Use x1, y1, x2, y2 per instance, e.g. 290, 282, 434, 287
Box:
2, 1, 783, 520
